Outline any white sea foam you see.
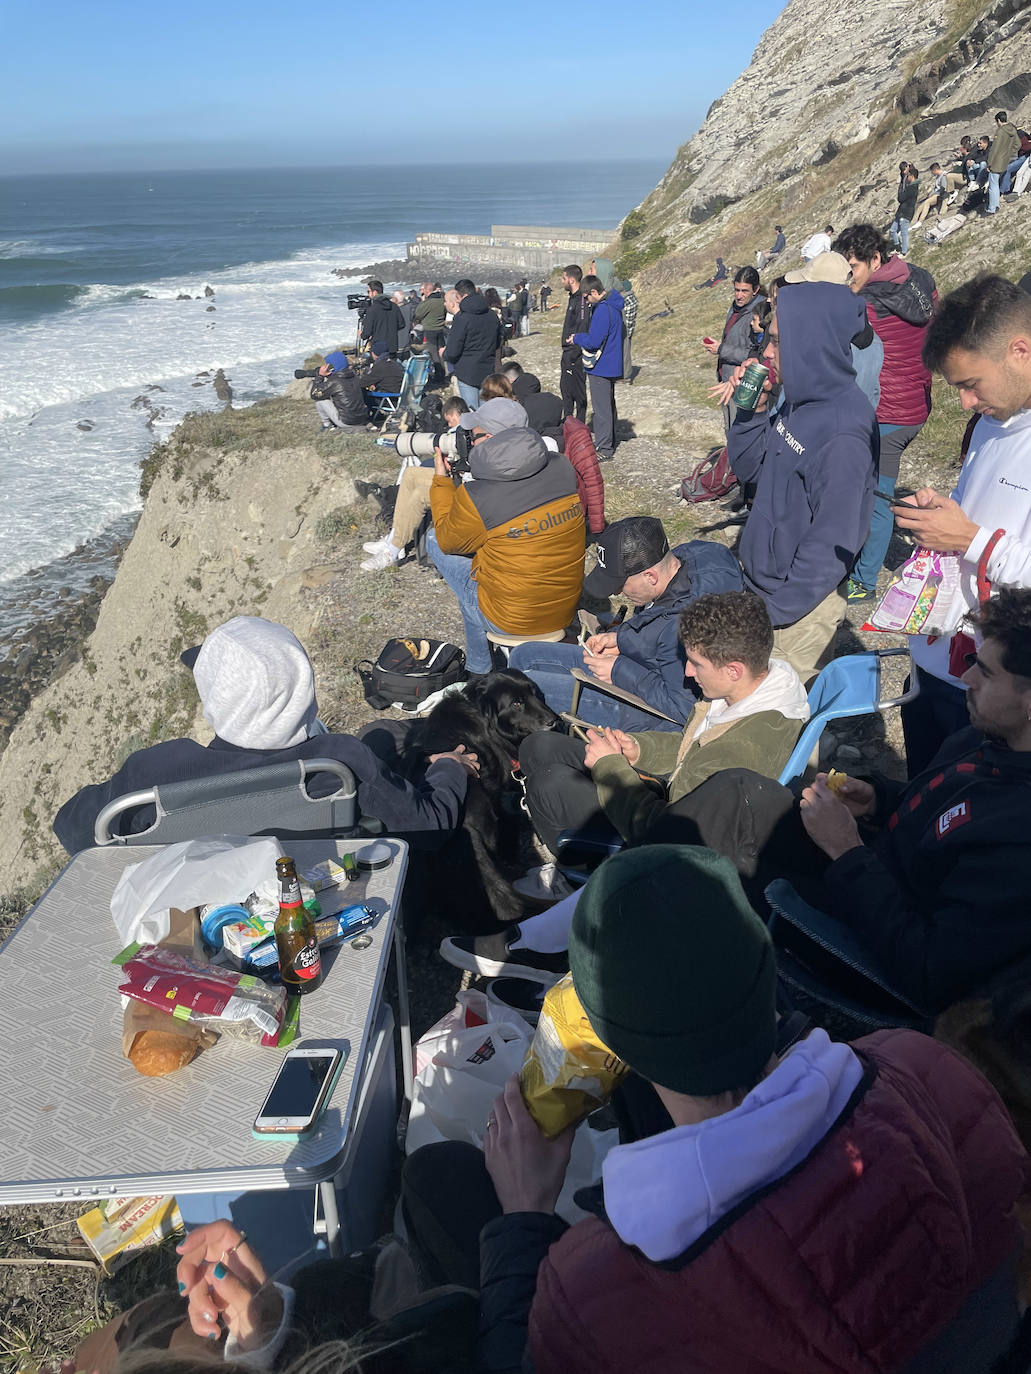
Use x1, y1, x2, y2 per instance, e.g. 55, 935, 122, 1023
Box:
0, 239, 405, 586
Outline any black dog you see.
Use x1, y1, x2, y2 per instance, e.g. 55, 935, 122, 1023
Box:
400, 669, 558, 933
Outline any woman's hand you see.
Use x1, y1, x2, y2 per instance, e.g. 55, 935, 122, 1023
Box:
176, 1222, 282, 1351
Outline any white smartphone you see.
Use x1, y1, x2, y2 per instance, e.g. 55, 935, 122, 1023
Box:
252, 1045, 344, 1136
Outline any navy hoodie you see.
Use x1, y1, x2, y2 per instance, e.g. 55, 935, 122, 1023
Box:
729, 283, 878, 626
444, 292, 504, 387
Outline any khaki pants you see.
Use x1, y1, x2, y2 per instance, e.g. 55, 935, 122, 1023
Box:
392, 466, 434, 548
772, 584, 846, 687
913, 191, 942, 223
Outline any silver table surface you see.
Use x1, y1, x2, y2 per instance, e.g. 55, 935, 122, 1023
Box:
0, 838, 408, 1206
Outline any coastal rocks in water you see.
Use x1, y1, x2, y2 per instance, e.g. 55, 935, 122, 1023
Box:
203, 285, 215, 298
76, 420, 95, 432
213, 369, 232, 404
176, 293, 193, 301
206, 305, 216, 313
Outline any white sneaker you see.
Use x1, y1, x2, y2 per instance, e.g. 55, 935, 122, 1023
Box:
360, 544, 402, 572
512, 862, 576, 902
362, 534, 392, 553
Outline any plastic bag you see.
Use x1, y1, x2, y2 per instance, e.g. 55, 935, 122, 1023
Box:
862, 546, 964, 636
109, 836, 284, 946
414, 990, 490, 1077
116, 945, 287, 1046
521, 974, 630, 1138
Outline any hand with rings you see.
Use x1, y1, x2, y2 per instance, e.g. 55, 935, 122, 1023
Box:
176, 1221, 283, 1351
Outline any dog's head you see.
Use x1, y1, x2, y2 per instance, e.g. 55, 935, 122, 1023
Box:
464, 669, 558, 757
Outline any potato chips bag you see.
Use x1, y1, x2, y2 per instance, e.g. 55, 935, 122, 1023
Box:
520, 974, 629, 1138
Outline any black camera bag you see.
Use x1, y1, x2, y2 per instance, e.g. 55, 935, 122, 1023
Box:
355, 637, 467, 711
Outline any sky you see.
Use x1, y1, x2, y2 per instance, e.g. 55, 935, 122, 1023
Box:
1, 1, 783, 174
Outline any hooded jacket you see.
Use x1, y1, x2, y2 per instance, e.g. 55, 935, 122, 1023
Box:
413, 290, 447, 333
511, 372, 564, 443
306, 356, 368, 426
499, 1030, 1029, 1374
860, 257, 936, 425
728, 282, 878, 626
988, 120, 1021, 173
430, 428, 585, 634
606, 541, 744, 723
561, 289, 592, 361
592, 657, 809, 841
896, 176, 919, 222
360, 293, 404, 351
572, 290, 625, 379
443, 292, 504, 387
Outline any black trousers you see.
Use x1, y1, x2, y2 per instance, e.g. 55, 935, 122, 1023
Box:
560, 350, 587, 421
402, 1141, 502, 1291
519, 730, 616, 854
900, 667, 969, 780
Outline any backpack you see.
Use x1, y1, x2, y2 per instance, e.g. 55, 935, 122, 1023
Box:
355, 637, 467, 711
681, 446, 738, 503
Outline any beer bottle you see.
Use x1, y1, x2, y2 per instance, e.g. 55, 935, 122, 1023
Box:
274, 856, 322, 996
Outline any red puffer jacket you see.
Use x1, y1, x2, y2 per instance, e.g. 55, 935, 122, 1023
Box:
861, 258, 937, 426
530, 1032, 1030, 1374
562, 417, 606, 534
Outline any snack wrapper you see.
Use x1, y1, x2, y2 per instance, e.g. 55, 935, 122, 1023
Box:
76, 1194, 183, 1273
520, 974, 629, 1138
116, 945, 286, 1045
862, 546, 963, 635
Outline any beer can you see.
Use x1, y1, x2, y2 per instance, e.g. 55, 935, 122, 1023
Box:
731, 360, 770, 411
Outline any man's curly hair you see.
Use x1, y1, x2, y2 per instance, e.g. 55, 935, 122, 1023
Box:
678, 591, 773, 675
976, 588, 1031, 679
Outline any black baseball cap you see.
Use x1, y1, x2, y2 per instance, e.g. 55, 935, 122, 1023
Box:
583, 516, 670, 598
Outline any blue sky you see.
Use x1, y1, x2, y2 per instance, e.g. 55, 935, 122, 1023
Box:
1, 1, 782, 173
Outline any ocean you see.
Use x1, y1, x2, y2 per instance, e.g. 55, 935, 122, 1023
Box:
0, 159, 664, 646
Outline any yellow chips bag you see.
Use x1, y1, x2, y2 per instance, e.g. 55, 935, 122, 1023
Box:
520, 974, 629, 1138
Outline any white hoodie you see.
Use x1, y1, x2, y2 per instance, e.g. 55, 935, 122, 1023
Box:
911, 408, 1031, 684
690, 656, 810, 743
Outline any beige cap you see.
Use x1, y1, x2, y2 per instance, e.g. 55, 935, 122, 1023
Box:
783, 251, 853, 286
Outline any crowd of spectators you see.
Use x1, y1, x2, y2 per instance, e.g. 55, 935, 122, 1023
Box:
49, 210, 1031, 1373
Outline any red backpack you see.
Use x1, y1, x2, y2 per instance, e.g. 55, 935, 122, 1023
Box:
681, 446, 738, 503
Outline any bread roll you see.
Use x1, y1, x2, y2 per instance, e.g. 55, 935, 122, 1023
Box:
128, 1028, 200, 1077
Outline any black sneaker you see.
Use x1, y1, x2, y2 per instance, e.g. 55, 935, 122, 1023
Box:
486, 977, 549, 1027
438, 927, 567, 984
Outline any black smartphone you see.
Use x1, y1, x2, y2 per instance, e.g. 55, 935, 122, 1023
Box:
874, 486, 917, 503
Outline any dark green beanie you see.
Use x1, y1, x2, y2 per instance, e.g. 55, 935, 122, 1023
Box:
568, 845, 777, 1097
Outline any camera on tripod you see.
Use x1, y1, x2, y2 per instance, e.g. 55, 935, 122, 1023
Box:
347, 293, 370, 313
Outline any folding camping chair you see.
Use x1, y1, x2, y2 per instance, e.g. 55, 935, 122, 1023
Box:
367, 353, 431, 422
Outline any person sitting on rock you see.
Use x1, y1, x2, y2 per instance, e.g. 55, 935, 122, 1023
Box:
361, 342, 405, 412
294, 351, 368, 431
52, 616, 478, 854
508, 516, 743, 732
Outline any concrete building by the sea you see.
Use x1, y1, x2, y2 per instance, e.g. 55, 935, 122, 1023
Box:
406, 225, 615, 273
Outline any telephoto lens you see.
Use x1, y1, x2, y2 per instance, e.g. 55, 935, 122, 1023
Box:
392, 431, 438, 460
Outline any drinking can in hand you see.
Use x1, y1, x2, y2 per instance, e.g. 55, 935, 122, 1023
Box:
731, 360, 770, 411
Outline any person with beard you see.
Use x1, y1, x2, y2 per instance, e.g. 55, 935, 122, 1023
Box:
559, 264, 591, 422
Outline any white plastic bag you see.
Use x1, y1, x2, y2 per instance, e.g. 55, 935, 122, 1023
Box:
109, 836, 284, 946
406, 1012, 617, 1223
414, 990, 491, 1077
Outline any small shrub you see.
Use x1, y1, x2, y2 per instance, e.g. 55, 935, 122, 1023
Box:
621, 208, 647, 241
315, 508, 351, 544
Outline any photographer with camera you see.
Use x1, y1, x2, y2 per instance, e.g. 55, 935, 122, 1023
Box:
426, 396, 585, 673
360, 279, 405, 355
360, 396, 470, 572
294, 350, 368, 430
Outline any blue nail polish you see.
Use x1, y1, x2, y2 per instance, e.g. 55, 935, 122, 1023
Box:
207, 1332, 219, 1341
177, 1281, 185, 1293
213, 1263, 227, 1280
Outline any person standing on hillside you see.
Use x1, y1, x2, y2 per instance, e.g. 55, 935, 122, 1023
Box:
414, 281, 447, 385
987, 110, 1021, 214
560, 265, 591, 422
621, 278, 639, 384
360, 280, 405, 355
540, 282, 552, 312
569, 275, 625, 462
703, 267, 766, 436
444, 280, 504, 409
890, 167, 920, 256
832, 223, 936, 604
728, 280, 878, 684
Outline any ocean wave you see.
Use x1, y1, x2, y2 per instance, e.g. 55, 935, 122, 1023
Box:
0, 282, 89, 315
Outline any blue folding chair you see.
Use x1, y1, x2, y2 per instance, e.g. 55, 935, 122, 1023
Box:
777, 647, 918, 786
367, 354, 431, 422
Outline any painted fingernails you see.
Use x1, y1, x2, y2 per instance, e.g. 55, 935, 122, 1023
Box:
177, 1281, 186, 1293
212, 1263, 227, 1280
207, 1332, 219, 1341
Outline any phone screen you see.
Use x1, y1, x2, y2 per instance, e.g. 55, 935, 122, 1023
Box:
258, 1054, 337, 1121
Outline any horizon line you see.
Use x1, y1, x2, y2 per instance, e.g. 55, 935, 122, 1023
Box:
0, 155, 669, 180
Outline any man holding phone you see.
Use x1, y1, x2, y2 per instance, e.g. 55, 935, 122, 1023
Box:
892, 273, 1031, 774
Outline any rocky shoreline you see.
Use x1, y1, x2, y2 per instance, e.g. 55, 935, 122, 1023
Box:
340, 253, 549, 288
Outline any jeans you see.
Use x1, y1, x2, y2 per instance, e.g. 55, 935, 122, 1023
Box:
455, 379, 480, 409
507, 641, 682, 732
988, 170, 1002, 214
889, 215, 911, 253
1000, 156, 1027, 194
852, 423, 923, 593
426, 528, 503, 673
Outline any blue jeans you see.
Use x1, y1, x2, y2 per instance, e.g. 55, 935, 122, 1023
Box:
987, 170, 1002, 213
426, 528, 503, 673
1001, 156, 1027, 194
852, 423, 922, 592
889, 216, 910, 253
455, 379, 480, 409
507, 642, 681, 732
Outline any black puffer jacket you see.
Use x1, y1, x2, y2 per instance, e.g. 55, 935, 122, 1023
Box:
444, 292, 504, 387
361, 294, 405, 350
511, 372, 564, 445
304, 368, 368, 426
